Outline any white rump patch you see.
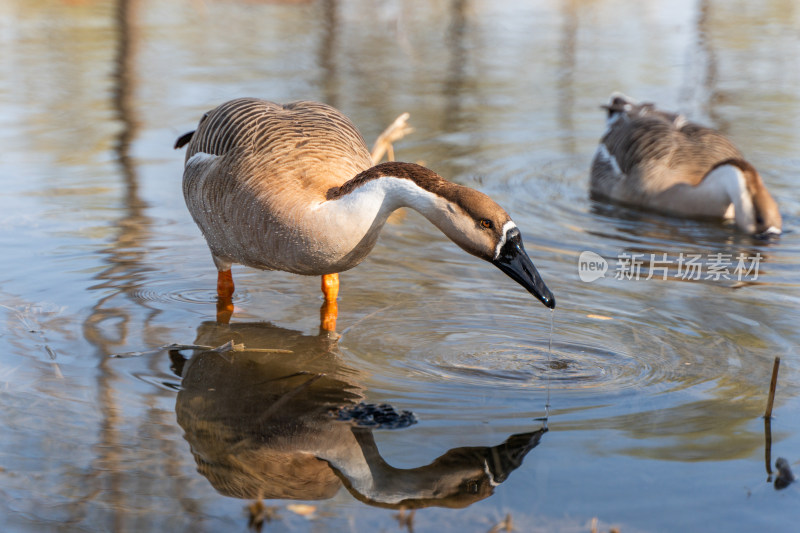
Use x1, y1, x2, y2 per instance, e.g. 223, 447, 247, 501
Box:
493, 220, 518, 260
187, 152, 216, 167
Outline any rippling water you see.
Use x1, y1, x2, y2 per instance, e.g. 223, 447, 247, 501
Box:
1, 0, 799, 531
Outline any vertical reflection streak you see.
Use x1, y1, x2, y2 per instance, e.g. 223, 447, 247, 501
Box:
443, 0, 468, 132
682, 0, 723, 131
557, 0, 578, 155
318, 0, 339, 107
80, 0, 158, 526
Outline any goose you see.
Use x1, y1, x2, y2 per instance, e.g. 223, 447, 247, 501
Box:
175, 98, 554, 330
590, 93, 782, 237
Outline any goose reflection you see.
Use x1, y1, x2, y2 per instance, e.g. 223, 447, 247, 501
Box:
172, 321, 546, 509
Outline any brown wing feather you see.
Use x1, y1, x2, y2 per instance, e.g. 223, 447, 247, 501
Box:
180, 99, 375, 273
184, 98, 373, 194
600, 111, 743, 193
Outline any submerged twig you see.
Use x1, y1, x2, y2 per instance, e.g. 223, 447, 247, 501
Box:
393, 508, 415, 533
764, 356, 781, 419
487, 513, 513, 533
246, 500, 279, 532
109, 341, 293, 358
338, 303, 399, 340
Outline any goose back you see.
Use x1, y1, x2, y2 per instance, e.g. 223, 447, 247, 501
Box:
590, 95, 781, 235
181, 99, 376, 274
592, 102, 743, 202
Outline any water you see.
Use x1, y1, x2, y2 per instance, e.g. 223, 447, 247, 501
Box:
1, 0, 799, 531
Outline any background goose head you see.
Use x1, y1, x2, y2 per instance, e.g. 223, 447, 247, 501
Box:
704, 159, 782, 237
601, 92, 685, 129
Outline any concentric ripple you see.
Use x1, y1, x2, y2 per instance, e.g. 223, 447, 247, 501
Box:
422, 340, 646, 390
129, 286, 251, 306
339, 303, 671, 394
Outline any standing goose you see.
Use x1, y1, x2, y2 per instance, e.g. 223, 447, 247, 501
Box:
590, 93, 781, 237
176, 98, 554, 330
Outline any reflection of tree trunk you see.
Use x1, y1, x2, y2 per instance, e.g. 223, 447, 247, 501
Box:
683, 0, 725, 131
557, 0, 578, 155
81, 0, 145, 526
83, 2, 199, 523
113, 0, 142, 209
319, 0, 339, 107
443, 0, 468, 131
83, 0, 151, 355
102, 0, 141, 526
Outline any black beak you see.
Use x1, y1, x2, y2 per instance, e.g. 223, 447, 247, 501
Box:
492, 228, 555, 309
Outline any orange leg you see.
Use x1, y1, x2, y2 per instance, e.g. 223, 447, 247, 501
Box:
216, 269, 235, 324
320, 273, 339, 332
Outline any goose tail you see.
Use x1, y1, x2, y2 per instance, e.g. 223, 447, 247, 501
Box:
174, 130, 195, 149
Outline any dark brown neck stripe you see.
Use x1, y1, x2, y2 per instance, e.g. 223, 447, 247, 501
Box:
327, 161, 450, 200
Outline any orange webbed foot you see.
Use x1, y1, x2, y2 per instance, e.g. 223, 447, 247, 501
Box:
216, 270, 235, 324
320, 273, 339, 331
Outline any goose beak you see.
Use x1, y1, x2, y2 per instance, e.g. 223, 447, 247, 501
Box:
492, 228, 555, 309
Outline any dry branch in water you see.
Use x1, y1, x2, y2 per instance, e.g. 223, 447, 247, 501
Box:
764, 356, 781, 419
371, 112, 413, 164
109, 341, 292, 358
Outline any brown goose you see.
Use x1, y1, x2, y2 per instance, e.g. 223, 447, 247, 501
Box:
175, 98, 554, 329
590, 93, 781, 237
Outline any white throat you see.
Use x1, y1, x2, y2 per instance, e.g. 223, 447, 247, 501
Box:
308, 176, 449, 263
318, 176, 443, 222
703, 164, 755, 233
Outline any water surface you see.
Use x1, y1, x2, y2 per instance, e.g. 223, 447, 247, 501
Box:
1, 1, 799, 531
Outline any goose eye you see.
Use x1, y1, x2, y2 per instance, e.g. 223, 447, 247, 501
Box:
479, 219, 493, 229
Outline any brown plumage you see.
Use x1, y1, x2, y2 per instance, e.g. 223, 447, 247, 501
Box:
590, 94, 781, 236
175, 98, 554, 323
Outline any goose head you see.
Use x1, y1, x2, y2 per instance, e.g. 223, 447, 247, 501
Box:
746, 171, 782, 238
601, 92, 682, 127
422, 183, 556, 309
706, 159, 782, 237
336, 162, 555, 308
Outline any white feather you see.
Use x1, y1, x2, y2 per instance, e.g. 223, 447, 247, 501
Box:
493, 220, 518, 260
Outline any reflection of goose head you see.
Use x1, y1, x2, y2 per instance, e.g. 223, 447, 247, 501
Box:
174, 321, 546, 508
334, 427, 546, 509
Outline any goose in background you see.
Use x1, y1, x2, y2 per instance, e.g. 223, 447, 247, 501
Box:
176, 98, 554, 330
590, 93, 781, 237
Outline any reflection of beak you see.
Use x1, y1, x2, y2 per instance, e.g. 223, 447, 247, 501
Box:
492, 228, 555, 309
486, 428, 548, 483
